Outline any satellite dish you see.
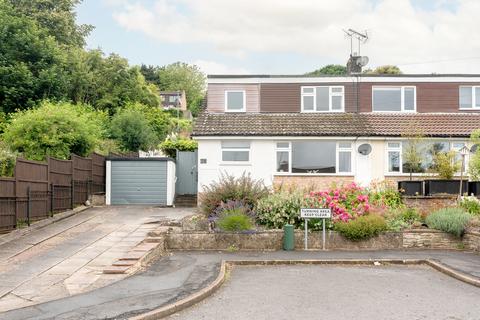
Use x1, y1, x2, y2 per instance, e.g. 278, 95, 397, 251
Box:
358, 143, 372, 155
356, 56, 369, 67
471, 144, 479, 153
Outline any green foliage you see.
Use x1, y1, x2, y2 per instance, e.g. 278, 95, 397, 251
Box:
426, 208, 471, 237
402, 128, 426, 178
306, 64, 347, 76
459, 196, 480, 215
256, 191, 304, 229
2, 101, 103, 160
385, 207, 423, 231
109, 108, 158, 152
0, 1, 70, 113
159, 138, 198, 158
66, 50, 160, 112
140, 62, 206, 115
217, 208, 254, 232
7, 0, 93, 48
0, 145, 17, 177
369, 181, 404, 209
199, 172, 269, 216
334, 215, 388, 241
468, 130, 480, 180
432, 151, 460, 179
364, 65, 402, 75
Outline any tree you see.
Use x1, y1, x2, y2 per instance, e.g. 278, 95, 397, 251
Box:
142, 62, 206, 115
469, 130, 480, 181
66, 50, 160, 113
364, 65, 402, 75
6, 0, 93, 48
110, 108, 157, 152
0, 1, 70, 113
2, 101, 103, 160
402, 125, 425, 180
306, 64, 347, 76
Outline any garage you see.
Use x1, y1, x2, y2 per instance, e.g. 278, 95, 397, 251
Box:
106, 158, 176, 206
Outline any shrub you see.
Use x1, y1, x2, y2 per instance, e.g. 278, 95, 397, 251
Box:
308, 182, 371, 222
256, 191, 304, 229
0, 146, 17, 177
425, 208, 471, 237
334, 215, 388, 241
159, 138, 198, 158
200, 172, 269, 216
368, 180, 403, 209
432, 151, 460, 180
459, 196, 480, 215
2, 102, 103, 161
385, 207, 423, 231
110, 108, 158, 151
217, 208, 253, 232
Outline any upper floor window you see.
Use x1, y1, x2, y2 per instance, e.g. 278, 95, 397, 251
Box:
372, 86, 416, 112
459, 86, 480, 109
301, 86, 344, 112
225, 90, 246, 112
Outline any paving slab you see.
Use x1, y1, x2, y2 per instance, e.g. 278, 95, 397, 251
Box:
0, 206, 196, 313
1, 250, 479, 320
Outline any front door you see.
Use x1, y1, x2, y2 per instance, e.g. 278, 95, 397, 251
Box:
176, 150, 198, 195
355, 141, 372, 187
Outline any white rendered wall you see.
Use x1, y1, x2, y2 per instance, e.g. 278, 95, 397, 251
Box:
167, 160, 176, 206
105, 160, 111, 205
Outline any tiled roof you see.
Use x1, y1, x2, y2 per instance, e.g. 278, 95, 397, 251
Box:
192, 112, 480, 138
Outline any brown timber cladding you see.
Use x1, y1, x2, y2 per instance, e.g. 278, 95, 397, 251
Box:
207, 84, 260, 112
253, 82, 480, 113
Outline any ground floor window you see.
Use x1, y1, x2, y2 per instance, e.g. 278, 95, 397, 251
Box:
386, 140, 467, 174
221, 141, 250, 162
275, 141, 352, 174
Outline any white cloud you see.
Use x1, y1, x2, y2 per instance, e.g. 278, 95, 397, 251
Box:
193, 60, 250, 75
110, 0, 480, 73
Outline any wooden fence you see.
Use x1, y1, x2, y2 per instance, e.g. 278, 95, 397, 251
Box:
0, 153, 106, 232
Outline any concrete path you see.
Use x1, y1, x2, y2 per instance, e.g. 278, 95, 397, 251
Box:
1, 250, 479, 320
0, 206, 195, 313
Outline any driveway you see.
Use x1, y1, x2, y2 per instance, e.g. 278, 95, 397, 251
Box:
0, 206, 195, 313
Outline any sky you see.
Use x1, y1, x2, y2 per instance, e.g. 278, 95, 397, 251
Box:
76, 0, 480, 75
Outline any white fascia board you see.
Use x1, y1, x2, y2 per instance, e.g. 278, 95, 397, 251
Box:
208, 77, 480, 84
193, 136, 469, 141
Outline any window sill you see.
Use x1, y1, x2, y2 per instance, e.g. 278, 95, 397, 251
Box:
274, 173, 354, 177
459, 108, 480, 111
301, 110, 345, 113
220, 162, 252, 166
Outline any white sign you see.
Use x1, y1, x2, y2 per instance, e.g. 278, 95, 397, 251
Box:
300, 208, 331, 219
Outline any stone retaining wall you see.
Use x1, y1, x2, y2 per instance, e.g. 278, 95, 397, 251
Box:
165, 229, 479, 251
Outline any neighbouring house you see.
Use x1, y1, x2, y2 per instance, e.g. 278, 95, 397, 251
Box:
160, 90, 187, 111
191, 74, 480, 191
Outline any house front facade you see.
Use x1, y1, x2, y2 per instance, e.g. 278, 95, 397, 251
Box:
192, 75, 480, 191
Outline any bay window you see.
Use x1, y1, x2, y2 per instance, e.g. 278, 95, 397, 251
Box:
275, 141, 352, 174
301, 86, 344, 112
372, 86, 416, 112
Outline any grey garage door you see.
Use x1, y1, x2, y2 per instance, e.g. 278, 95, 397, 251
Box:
111, 160, 167, 205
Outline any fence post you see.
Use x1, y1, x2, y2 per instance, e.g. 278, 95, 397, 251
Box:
27, 186, 31, 227
71, 179, 74, 209
50, 183, 54, 217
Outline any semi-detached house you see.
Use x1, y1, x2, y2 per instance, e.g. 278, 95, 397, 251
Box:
191, 74, 480, 192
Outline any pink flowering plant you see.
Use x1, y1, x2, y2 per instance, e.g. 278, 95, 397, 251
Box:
306, 182, 371, 223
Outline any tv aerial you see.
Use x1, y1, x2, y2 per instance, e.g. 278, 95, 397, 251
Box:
343, 28, 369, 56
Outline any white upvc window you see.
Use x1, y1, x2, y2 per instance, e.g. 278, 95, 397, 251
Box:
275, 142, 291, 173
221, 141, 250, 162
385, 140, 469, 175
372, 86, 416, 112
274, 140, 353, 175
459, 86, 480, 109
224, 90, 246, 112
301, 86, 344, 112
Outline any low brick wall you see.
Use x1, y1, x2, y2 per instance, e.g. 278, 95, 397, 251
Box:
165, 229, 480, 251
403, 196, 457, 216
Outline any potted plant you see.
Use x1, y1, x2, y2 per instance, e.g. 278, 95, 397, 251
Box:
398, 129, 424, 196
424, 150, 466, 195
468, 130, 480, 196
